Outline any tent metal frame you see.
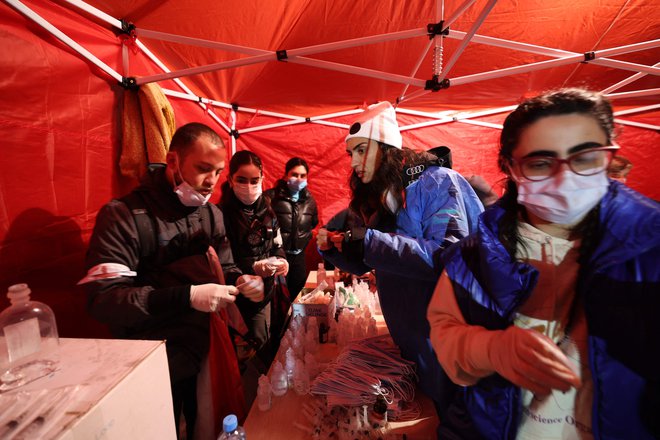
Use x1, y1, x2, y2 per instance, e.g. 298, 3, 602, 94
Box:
6, 0, 660, 144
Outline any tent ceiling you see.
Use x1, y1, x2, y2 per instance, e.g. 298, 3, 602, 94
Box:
42, 0, 659, 116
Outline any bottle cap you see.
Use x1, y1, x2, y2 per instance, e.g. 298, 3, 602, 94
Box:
7, 283, 31, 305
223, 414, 238, 432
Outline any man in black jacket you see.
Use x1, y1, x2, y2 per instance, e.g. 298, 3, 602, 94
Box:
80, 122, 264, 439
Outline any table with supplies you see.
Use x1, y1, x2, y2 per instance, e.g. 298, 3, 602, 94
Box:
244, 271, 438, 439
0, 338, 176, 440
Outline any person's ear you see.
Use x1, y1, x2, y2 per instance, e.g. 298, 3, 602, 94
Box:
165, 151, 178, 168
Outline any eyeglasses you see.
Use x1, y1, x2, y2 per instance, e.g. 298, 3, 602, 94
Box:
512, 146, 620, 181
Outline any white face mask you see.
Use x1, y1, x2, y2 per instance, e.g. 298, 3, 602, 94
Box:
516, 169, 609, 225
173, 162, 211, 207
233, 182, 262, 205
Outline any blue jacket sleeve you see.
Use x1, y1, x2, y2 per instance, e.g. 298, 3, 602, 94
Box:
363, 168, 483, 281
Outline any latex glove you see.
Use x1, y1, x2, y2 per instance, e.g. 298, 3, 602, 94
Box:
253, 258, 277, 277
488, 326, 582, 396
189, 284, 238, 312
236, 275, 265, 302
272, 257, 289, 276
317, 228, 345, 252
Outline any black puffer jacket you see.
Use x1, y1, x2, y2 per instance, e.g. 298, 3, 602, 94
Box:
218, 192, 285, 309
265, 179, 319, 253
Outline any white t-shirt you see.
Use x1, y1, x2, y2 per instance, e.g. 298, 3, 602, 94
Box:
515, 222, 594, 440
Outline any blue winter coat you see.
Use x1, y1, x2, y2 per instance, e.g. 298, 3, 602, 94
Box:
322, 166, 484, 413
441, 182, 660, 440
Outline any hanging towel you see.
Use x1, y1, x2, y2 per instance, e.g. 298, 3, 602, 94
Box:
120, 82, 175, 179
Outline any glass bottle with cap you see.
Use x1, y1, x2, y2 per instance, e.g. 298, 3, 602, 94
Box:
0, 283, 59, 391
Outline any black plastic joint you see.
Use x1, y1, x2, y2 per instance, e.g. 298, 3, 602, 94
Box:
120, 77, 139, 90
120, 19, 136, 35
276, 50, 288, 61
231, 103, 239, 111
305, 117, 311, 123
424, 76, 450, 92
427, 21, 449, 39
583, 51, 596, 62
230, 129, 240, 139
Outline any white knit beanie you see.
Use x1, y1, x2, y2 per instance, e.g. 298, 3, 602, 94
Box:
345, 101, 402, 149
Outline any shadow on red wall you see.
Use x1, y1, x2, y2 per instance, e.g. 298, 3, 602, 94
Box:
0, 208, 110, 339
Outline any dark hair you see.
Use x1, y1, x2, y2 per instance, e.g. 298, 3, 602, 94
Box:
169, 122, 223, 156
349, 143, 436, 224
607, 155, 632, 176
284, 157, 309, 175
219, 150, 264, 205
497, 88, 613, 261
427, 146, 453, 169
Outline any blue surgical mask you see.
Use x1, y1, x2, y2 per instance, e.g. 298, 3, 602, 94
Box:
287, 177, 308, 193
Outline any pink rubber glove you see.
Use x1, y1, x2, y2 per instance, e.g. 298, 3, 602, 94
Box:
236, 275, 265, 302
253, 258, 277, 277
272, 258, 289, 276
189, 284, 238, 312
488, 326, 581, 396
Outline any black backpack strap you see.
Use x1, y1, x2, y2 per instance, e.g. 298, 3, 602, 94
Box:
120, 192, 157, 259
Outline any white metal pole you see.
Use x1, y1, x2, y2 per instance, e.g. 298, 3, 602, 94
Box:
239, 119, 307, 134
61, 0, 122, 28
457, 119, 503, 129
137, 28, 270, 56
613, 119, 660, 130
137, 53, 276, 85
6, 0, 122, 83
613, 104, 660, 116
605, 88, 660, 100
289, 57, 427, 87
451, 55, 583, 86
443, 0, 478, 29
601, 63, 660, 94
286, 28, 427, 58
438, 0, 498, 80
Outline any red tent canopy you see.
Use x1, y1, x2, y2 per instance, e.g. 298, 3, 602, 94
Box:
0, 0, 658, 336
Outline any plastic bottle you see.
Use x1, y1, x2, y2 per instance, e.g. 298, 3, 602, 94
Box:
256, 374, 272, 411
316, 263, 326, 287
293, 359, 310, 396
0, 284, 59, 392
270, 361, 288, 396
217, 414, 247, 440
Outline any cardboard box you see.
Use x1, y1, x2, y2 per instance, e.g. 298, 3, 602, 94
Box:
291, 288, 336, 327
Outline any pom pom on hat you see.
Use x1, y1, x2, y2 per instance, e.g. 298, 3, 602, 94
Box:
345, 101, 402, 149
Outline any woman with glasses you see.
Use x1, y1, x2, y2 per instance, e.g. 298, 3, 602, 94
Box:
428, 88, 659, 439
219, 150, 289, 361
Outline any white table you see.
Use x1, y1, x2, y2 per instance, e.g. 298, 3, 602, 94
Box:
2, 338, 176, 440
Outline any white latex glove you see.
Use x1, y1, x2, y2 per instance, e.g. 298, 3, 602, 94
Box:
272, 257, 289, 276
488, 326, 581, 396
189, 284, 238, 312
253, 258, 277, 277
236, 275, 265, 302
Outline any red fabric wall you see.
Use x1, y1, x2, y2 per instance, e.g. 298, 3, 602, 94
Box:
0, 2, 658, 338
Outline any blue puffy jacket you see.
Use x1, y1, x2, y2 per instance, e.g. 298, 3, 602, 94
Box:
322, 166, 483, 415
441, 182, 660, 440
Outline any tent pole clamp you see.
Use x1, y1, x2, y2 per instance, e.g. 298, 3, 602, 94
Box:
119, 19, 136, 35
276, 50, 288, 61
230, 129, 240, 139
425, 75, 450, 92
120, 76, 139, 90
427, 20, 449, 39
582, 51, 596, 63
